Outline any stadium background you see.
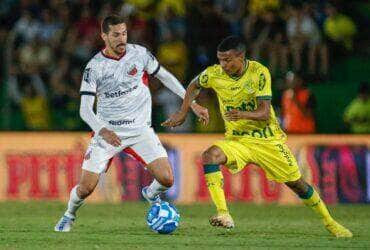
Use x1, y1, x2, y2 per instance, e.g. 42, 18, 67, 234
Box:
0, 0, 369, 248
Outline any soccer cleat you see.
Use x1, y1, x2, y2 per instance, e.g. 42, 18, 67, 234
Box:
209, 213, 235, 229
54, 215, 75, 232
325, 220, 353, 238
142, 186, 161, 204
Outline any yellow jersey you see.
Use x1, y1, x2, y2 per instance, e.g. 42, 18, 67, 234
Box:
198, 60, 286, 143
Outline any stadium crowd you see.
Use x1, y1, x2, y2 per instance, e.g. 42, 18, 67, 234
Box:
0, 0, 368, 133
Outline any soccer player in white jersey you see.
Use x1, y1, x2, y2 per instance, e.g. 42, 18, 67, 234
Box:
55, 15, 209, 232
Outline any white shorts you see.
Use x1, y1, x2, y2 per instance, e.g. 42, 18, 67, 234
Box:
82, 128, 168, 174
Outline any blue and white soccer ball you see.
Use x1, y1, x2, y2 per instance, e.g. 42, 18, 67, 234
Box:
146, 201, 180, 234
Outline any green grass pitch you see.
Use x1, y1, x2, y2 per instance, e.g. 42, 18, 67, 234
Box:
0, 202, 369, 249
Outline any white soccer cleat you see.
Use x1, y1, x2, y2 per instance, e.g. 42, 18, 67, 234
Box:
54, 215, 75, 232
142, 186, 161, 205
209, 213, 235, 229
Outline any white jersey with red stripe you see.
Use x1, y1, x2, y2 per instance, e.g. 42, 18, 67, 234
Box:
80, 43, 159, 136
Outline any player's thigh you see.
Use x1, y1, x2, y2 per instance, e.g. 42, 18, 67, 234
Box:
82, 136, 121, 174
213, 139, 252, 173
146, 157, 174, 187
253, 142, 301, 183
127, 128, 168, 165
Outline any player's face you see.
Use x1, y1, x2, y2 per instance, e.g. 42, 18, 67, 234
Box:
217, 50, 245, 76
102, 23, 127, 55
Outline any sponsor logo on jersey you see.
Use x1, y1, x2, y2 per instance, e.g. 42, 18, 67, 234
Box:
225, 100, 256, 112
232, 125, 274, 139
230, 86, 241, 91
109, 119, 136, 126
243, 81, 255, 94
104, 85, 138, 98
101, 74, 114, 81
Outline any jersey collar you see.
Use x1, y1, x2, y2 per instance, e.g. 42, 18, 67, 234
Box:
229, 60, 249, 81
101, 47, 126, 61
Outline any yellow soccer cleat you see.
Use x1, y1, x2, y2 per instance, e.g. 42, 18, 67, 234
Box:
209, 213, 235, 229
325, 220, 353, 238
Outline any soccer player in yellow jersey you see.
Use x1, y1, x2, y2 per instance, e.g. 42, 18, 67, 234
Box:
162, 36, 352, 237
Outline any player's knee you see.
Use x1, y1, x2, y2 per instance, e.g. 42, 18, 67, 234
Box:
202, 148, 221, 164
285, 179, 309, 197
77, 184, 95, 199
157, 175, 173, 188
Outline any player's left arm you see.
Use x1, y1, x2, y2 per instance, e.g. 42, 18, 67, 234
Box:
225, 66, 272, 121
144, 49, 208, 121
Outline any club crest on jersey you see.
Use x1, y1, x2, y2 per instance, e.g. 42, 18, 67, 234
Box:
244, 82, 255, 94
127, 65, 138, 76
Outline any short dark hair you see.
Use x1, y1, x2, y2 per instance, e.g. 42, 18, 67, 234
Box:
217, 36, 246, 53
101, 15, 126, 34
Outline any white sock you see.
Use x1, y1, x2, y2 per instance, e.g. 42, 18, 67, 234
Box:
146, 179, 169, 199
64, 185, 84, 218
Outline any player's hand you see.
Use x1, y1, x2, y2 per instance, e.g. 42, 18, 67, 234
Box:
224, 109, 245, 121
191, 102, 209, 125
99, 127, 121, 147
161, 111, 187, 128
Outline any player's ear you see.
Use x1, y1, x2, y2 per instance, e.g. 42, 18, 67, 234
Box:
101, 32, 107, 41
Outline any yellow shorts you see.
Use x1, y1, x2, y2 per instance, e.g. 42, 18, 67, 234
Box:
214, 138, 301, 183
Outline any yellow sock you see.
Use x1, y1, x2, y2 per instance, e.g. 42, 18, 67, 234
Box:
300, 185, 333, 224
204, 164, 228, 214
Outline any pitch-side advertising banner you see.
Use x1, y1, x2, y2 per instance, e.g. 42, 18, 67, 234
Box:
0, 133, 369, 204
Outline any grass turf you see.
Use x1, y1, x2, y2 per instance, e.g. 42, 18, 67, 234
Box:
0, 202, 369, 249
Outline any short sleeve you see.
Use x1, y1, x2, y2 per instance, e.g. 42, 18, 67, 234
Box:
80, 67, 98, 95
198, 68, 211, 88
256, 66, 272, 100
144, 49, 160, 75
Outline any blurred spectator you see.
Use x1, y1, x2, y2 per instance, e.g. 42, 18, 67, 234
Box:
244, 11, 288, 75
20, 83, 50, 130
324, 4, 357, 51
343, 82, 370, 134
18, 37, 54, 75
155, 87, 193, 133
75, 7, 99, 40
286, 4, 327, 75
157, 29, 187, 82
12, 10, 40, 43
8, 75, 50, 130
38, 9, 63, 43
214, 0, 246, 36
188, 0, 228, 74
248, 0, 280, 17
281, 71, 316, 133
156, 2, 186, 42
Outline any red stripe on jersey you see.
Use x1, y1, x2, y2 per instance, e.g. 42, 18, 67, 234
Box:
123, 147, 147, 165
142, 71, 149, 86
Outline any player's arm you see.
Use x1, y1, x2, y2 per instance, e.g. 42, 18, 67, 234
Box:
161, 75, 204, 127
225, 99, 271, 121
79, 95, 120, 147
80, 67, 120, 146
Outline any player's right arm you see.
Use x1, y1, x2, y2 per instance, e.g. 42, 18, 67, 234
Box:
161, 73, 205, 127
80, 66, 121, 146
